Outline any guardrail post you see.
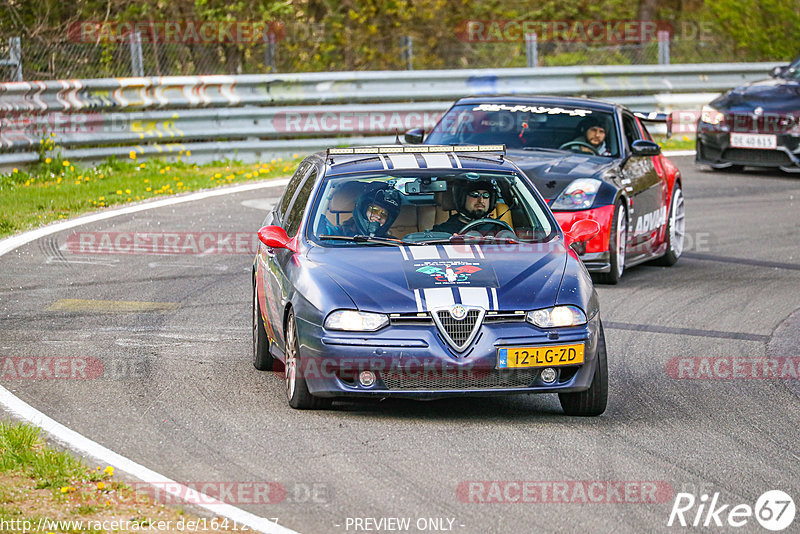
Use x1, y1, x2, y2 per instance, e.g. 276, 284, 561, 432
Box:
129, 31, 144, 77
404, 36, 413, 70
657, 31, 670, 65
9, 37, 22, 81
265, 33, 277, 72
526, 33, 538, 68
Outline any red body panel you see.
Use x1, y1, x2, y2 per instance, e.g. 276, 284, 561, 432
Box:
554, 204, 616, 254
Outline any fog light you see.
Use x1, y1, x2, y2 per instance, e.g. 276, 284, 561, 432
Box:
540, 368, 557, 383
359, 370, 376, 387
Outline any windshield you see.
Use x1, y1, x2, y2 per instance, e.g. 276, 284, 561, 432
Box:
309, 170, 557, 246
427, 103, 620, 157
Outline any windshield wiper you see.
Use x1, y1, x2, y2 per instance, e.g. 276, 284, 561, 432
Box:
318, 234, 406, 246
521, 147, 569, 153
419, 235, 521, 245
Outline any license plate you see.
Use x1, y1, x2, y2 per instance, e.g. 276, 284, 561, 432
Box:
498, 343, 584, 369
730, 133, 777, 149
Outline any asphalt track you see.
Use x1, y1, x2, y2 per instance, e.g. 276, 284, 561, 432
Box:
1, 156, 799, 533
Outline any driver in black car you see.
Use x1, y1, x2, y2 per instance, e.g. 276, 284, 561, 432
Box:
567, 116, 611, 156
432, 180, 497, 234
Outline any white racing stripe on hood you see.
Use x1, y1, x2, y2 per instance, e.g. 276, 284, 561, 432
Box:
409, 245, 440, 259
422, 288, 455, 309
458, 287, 490, 309
443, 244, 475, 258
388, 154, 419, 169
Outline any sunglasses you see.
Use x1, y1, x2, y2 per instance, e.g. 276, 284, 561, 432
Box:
467, 191, 491, 199
366, 205, 389, 218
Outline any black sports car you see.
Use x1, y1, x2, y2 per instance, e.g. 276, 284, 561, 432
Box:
696, 55, 800, 172
408, 96, 684, 284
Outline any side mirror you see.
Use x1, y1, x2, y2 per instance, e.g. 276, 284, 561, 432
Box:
631, 139, 661, 157
404, 128, 424, 144
565, 219, 601, 248
257, 226, 298, 252
771, 65, 788, 78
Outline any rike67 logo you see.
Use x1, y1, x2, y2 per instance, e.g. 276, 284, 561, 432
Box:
668, 490, 795, 531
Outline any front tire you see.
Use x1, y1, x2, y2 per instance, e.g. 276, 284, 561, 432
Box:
559, 321, 608, 416
285, 310, 331, 410
595, 201, 626, 285
653, 183, 685, 266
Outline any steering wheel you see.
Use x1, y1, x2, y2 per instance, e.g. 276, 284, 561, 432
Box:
558, 141, 599, 154
458, 218, 515, 235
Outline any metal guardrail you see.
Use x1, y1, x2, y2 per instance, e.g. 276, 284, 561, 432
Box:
0, 62, 781, 168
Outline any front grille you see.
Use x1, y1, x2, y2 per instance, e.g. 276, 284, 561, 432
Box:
722, 148, 792, 165
390, 313, 433, 326
484, 311, 526, 323
382, 368, 539, 390
436, 309, 480, 347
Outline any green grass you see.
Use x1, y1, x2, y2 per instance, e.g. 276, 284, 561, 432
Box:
0, 152, 300, 239
654, 134, 696, 152
0, 421, 87, 491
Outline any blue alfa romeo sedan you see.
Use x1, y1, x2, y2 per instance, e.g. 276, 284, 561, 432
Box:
252, 145, 607, 416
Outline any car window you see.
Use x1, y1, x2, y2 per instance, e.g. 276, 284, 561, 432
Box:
285, 167, 318, 237
278, 161, 309, 220
622, 114, 642, 150
307, 170, 557, 245
426, 104, 619, 157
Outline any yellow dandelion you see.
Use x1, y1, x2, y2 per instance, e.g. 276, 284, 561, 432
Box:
25, 180, 30, 186
139, 163, 146, 168
97, 481, 106, 490
127, 197, 131, 201
159, 169, 165, 174
146, 187, 152, 192
186, 150, 191, 156
12, 168, 18, 173
245, 173, 251, 179
56, 177, 62, 184
125, 189, 131, 194
165, 166, 170, 171
105, 500, 112, 507
99, 173, 104, 178
129, 151, 137, 160
70, 166, 74, 171
98, 196, 104, 201
116, 190, 123, 195
62, 160, 70, 167
45, 157, 52, 164
144, 179, 149, 183
214, 173, 222, 178
176, 181, 183, 187
292, 153, 299, 159
104, 466, 114, 476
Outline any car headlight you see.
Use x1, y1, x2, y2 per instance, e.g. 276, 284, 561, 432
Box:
526, 306, 587, 328
550, 178, 602, 210
324, 310, 389, 331
700, 105, 725, 126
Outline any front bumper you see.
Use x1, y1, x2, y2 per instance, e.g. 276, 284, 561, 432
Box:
553, 205, 615, 273
292, 313, 602, 400
696, 127, 800, 172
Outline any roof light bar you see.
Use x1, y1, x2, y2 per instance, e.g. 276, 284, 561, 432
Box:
327, 145, 506, 157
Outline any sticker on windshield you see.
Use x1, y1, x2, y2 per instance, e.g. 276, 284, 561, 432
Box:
472, 103, 593, 117
405, 259, 499, 288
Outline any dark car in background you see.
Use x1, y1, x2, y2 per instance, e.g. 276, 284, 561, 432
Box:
409, 96, 684, 284
696, 55, 800, 172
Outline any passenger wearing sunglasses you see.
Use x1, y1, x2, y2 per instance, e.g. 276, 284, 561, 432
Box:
433, 180, 498, 234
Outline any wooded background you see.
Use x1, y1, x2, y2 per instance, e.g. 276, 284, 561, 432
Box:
1, 0, 797, 79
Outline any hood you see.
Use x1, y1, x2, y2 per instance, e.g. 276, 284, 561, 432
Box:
711, 77, 800, 115
506, 149, 617, 201
306, 243, 567, 314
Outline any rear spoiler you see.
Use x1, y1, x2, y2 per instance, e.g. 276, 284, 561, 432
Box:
633, 111, 674, 139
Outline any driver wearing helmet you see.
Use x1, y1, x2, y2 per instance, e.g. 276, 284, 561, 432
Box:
339, 184, 401, 238
569, 116, 610, 156
432, 180, 497, 234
